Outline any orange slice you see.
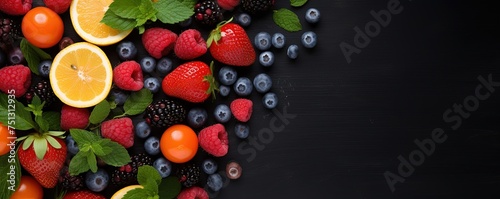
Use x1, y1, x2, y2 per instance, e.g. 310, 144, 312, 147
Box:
70, 0, 132, 46
49, 42, 113, 108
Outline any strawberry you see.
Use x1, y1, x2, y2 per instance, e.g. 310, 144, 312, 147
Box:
18, 133, 67, 188
207, 20, 256, 67
217, 0, 240, 10
0, 0, 32, 16
63, 190, 106, 199
162, 61, 217, 103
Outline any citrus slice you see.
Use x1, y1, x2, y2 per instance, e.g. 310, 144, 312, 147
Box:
111, 185, 143, 199
49, 42, 113, 108
70, 0, 132, 46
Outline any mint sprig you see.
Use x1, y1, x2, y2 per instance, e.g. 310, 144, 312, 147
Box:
273, 8, 302, 32
290, 0, 308, 7
123, 165, 182, 199
0, 93, 36, 130
69, 129, 130, 175
19, 38, 52, 75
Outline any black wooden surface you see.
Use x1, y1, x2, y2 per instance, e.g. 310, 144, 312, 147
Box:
35, 0, 500, 198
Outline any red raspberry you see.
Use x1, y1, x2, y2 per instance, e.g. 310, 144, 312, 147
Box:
101, 117, 134, 148
217, 0, 240, 10
43, 0, 72, 14
177, 186, 209, 199
113, 61, 144, 91
63, 190, 106, 199
142, 28, 177, 59
230, 98, 253, 122
174, 29, 207, 60
60, 105, 90, 131
198, 123, 228, 157
0, 0, 32, 15
0, 65, 31, 98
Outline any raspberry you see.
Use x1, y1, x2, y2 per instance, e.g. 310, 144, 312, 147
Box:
142, 28, 178, 59
0, 0, 32, 16
177, 186, 209, 199
113, 61, 144, 91
60, 105, 90, 131
101, 117, 134, 148
198, 124, 228, 157
43, 0, 71, 14
217, 0, 240, 10
230, 98, 253, 122
174, 29, 207, 60
0, 65, 31, 98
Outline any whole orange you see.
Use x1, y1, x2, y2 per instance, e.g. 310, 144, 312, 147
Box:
160, 124, 198, 163
22, 7, 64, 48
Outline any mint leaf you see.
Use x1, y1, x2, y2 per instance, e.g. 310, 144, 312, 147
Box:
137, 165, 162, 187
273, 8, 302, 32
143, 178, 159, 195
123, 188, 150, 199
101, 10, 137, 31
70, 129, 100, 145
89, 100, 111, 124
136, 0, 158, 27
44, 111, 61, 131
123, 89, 153, 116
158, 177, 181, 199
98, 140, 130, 166
0, 93, 36, 130
87, 152, 98, 173
108, 0, 143, 19
290, 0, 308, 7
69, 150, 91, 176
35, 115, 49, 133
154, 0, 194, 24
0, 153, 21, 199
20, 38, 51, 75
181, 0, 197, 9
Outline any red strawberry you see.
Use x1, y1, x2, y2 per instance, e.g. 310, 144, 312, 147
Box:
177, 186, 209, 199
142, 27, 178, 59
174, 29, 207, 60
63, 190, 106, 199
113, 61, 144, 91
230, 98, 253, 122
207, 20, 255, 66
198, 123, 228, 157
43, 0, 71, 14
101, 117, 134, 148
0, 0, 32, 15
60, 105, 90, 131
162, 61, 217, 103
18, 136, 67, 188
0, 65, 31, 98
217, 0, 240, 10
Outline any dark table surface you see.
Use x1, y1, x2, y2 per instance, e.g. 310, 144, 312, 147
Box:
17, 0, 500, 198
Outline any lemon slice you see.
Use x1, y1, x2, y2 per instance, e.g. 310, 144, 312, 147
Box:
49, 42, 113, 108
70, 0, 132, 46
111, 185, 143, 199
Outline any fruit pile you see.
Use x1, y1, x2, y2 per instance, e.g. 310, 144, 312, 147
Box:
0, 0, 320, 198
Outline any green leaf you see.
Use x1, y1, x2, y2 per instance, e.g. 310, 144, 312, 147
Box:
143, 178, 159, 195
45, 136, 62, 149
87, 152, 98, 173
180, 0, 197, 9
154, 0, 194, 24
273, 8, 302, 32
91, 142, 112, 156
158, 177, 181, 199
107, 0, 143, 19
136, 0, 158, 26
20, 38, 52, 75
70, 129, 100, 145
123, 187, 150, 199
33, 137, 48, 160
101, 10, 137, 31
89, 100, 111, 124
0, 93, 36, 130
35, 115, 49, 133
97, 140, 130, 166
22, 136, 35, 150
0, 152, 21, 199
123, 89, 153, 116
137, 165, 162, 187
290, 0, 308, 7
44, 112, 61, 131
69, 150, 91, 176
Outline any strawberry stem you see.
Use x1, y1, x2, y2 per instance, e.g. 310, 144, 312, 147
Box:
207, 17, 234, 48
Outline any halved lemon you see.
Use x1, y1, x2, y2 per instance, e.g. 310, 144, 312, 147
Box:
49, 42, 113, 108
111, 185, 143, 199
70, 0, 132, 46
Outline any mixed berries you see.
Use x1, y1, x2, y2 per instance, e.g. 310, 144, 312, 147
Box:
0, 0, 320, 198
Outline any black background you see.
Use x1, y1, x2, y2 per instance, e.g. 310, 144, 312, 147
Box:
9, 0, 500, 198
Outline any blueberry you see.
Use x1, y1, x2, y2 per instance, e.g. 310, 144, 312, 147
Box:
305, 8, 321, 24
202, 159, 218, 175
219, 85, 230, 97
179, 17, 193, 27
253, 73, 272, 93
144, 136, 161, 155
271, 33, 286, 49
214, 104, 231, 123
263, 92, 278, 109
156, 57, 173, 75
234, 123, 250, 139
140, 56, 156, 73
301, 31, 317, 48
236, 13, 251, 27
187, 107, 208, 129
135, 120, 151, 138
207, 173, 223, 192
110, 89, 128, 106
38, 60, 52, 78
287, 44, 299, 59
144, 77, 161, 93
254, 32, 272, 51
85, 169, 109, 192
258, 51, 274, 67
9, 47, 24, 64
233, 77, 253, 96
66, 135, 79, 156
153, 157, 172, 178
116, 41, 137, 60
218, 66, 237, 86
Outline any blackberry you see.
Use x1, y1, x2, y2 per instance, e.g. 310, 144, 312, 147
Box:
0, 16, 21, 51
144, 99, 187, 128
111, 153, 153, 186
58, 166, 85, 191
176, 163, 201, 187
241, 0, 275, 15
25, 79, 57, 106
194, 0, 224, 27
